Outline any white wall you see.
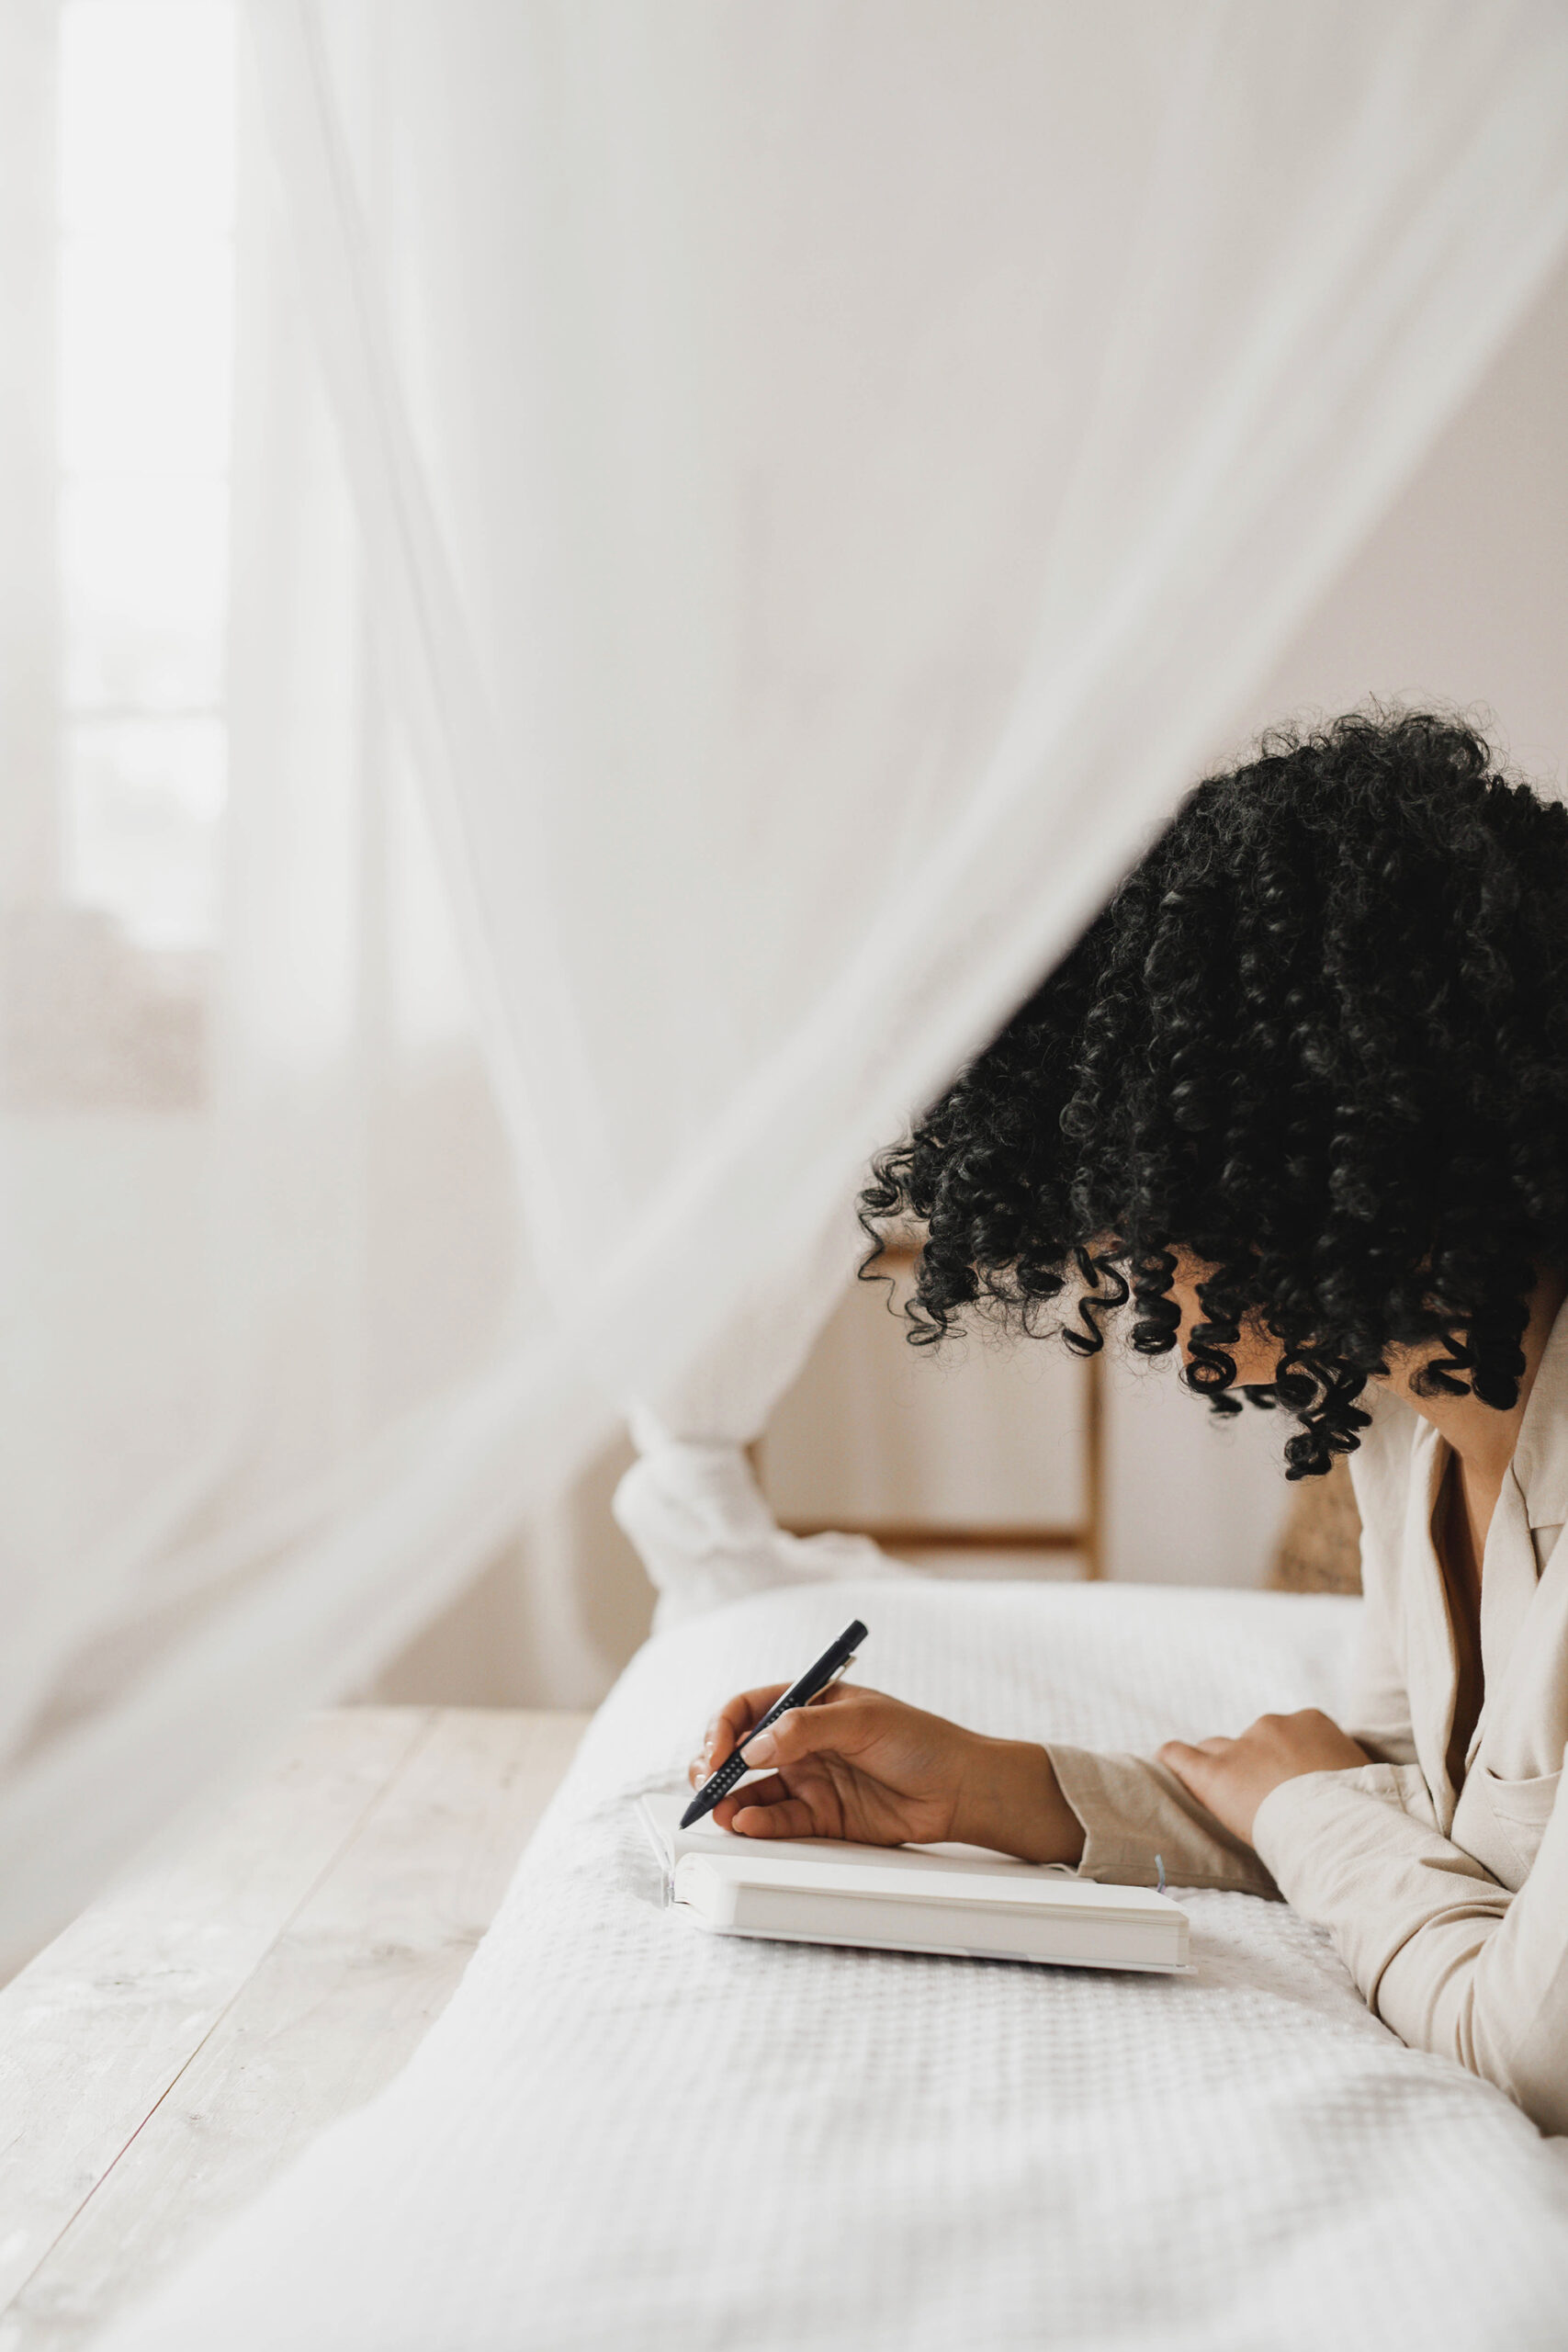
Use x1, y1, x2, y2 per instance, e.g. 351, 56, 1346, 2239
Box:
1229, 255, 1568, 789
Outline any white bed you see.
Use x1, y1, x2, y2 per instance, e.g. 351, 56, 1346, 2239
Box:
101, 1579, 1568, 2352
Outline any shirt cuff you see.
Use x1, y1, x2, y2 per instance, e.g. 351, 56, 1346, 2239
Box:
1048, 1742, 1277, 1894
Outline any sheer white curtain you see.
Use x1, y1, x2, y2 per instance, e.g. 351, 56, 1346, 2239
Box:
250, 0, 1568, 1611
3, 0, 1567, 1966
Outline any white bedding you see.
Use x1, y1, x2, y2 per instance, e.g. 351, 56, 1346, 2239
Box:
103, 1580, 1568, 2352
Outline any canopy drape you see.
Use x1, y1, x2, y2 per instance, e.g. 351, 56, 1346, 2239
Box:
4, 0, 1567, 1964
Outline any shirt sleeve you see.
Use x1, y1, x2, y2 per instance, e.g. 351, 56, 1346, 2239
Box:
1252, 1752, 1568, 2134
1046, 1743, 1277, 1895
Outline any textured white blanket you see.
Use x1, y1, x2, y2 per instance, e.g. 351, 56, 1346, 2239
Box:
104, 1580, 1568, 2352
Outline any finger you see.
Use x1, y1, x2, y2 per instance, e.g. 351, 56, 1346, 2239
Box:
803, 1676, 871, 1708
701, 1684, 790, 1773
711, 1771, 792, 1827
729, 1794, 821, 1841
742, 1695, 884, 1770
705, 1679, 874, 1772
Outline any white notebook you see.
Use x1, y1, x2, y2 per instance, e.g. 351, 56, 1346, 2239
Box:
637, 1790, 1190, 1974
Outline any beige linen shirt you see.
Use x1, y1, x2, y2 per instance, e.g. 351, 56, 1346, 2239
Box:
1048, 1302, 1568, 2133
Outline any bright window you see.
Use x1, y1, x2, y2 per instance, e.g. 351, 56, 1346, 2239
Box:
59, 0, 235, 953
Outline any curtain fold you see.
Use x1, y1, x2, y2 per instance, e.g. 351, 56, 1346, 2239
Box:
4, 0, 1568, 1963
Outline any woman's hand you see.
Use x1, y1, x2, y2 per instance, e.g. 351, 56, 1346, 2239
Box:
688, 1681, 1085, 1864
1158, 1709, 1367, 1844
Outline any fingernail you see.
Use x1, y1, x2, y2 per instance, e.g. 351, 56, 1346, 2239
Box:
744, 1729, 777, 1766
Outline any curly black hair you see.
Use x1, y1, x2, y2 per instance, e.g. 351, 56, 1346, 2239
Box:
861, 711, 1568, 1476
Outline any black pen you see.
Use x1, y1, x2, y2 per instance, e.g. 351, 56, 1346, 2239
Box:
680, 1618, 868, 1829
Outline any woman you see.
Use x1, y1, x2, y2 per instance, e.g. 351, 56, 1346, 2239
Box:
691, 711, 1568, 2132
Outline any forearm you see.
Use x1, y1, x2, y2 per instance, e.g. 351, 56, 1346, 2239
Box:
949, 1734, 1275, 1892
951, 1735, 1086, 1865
